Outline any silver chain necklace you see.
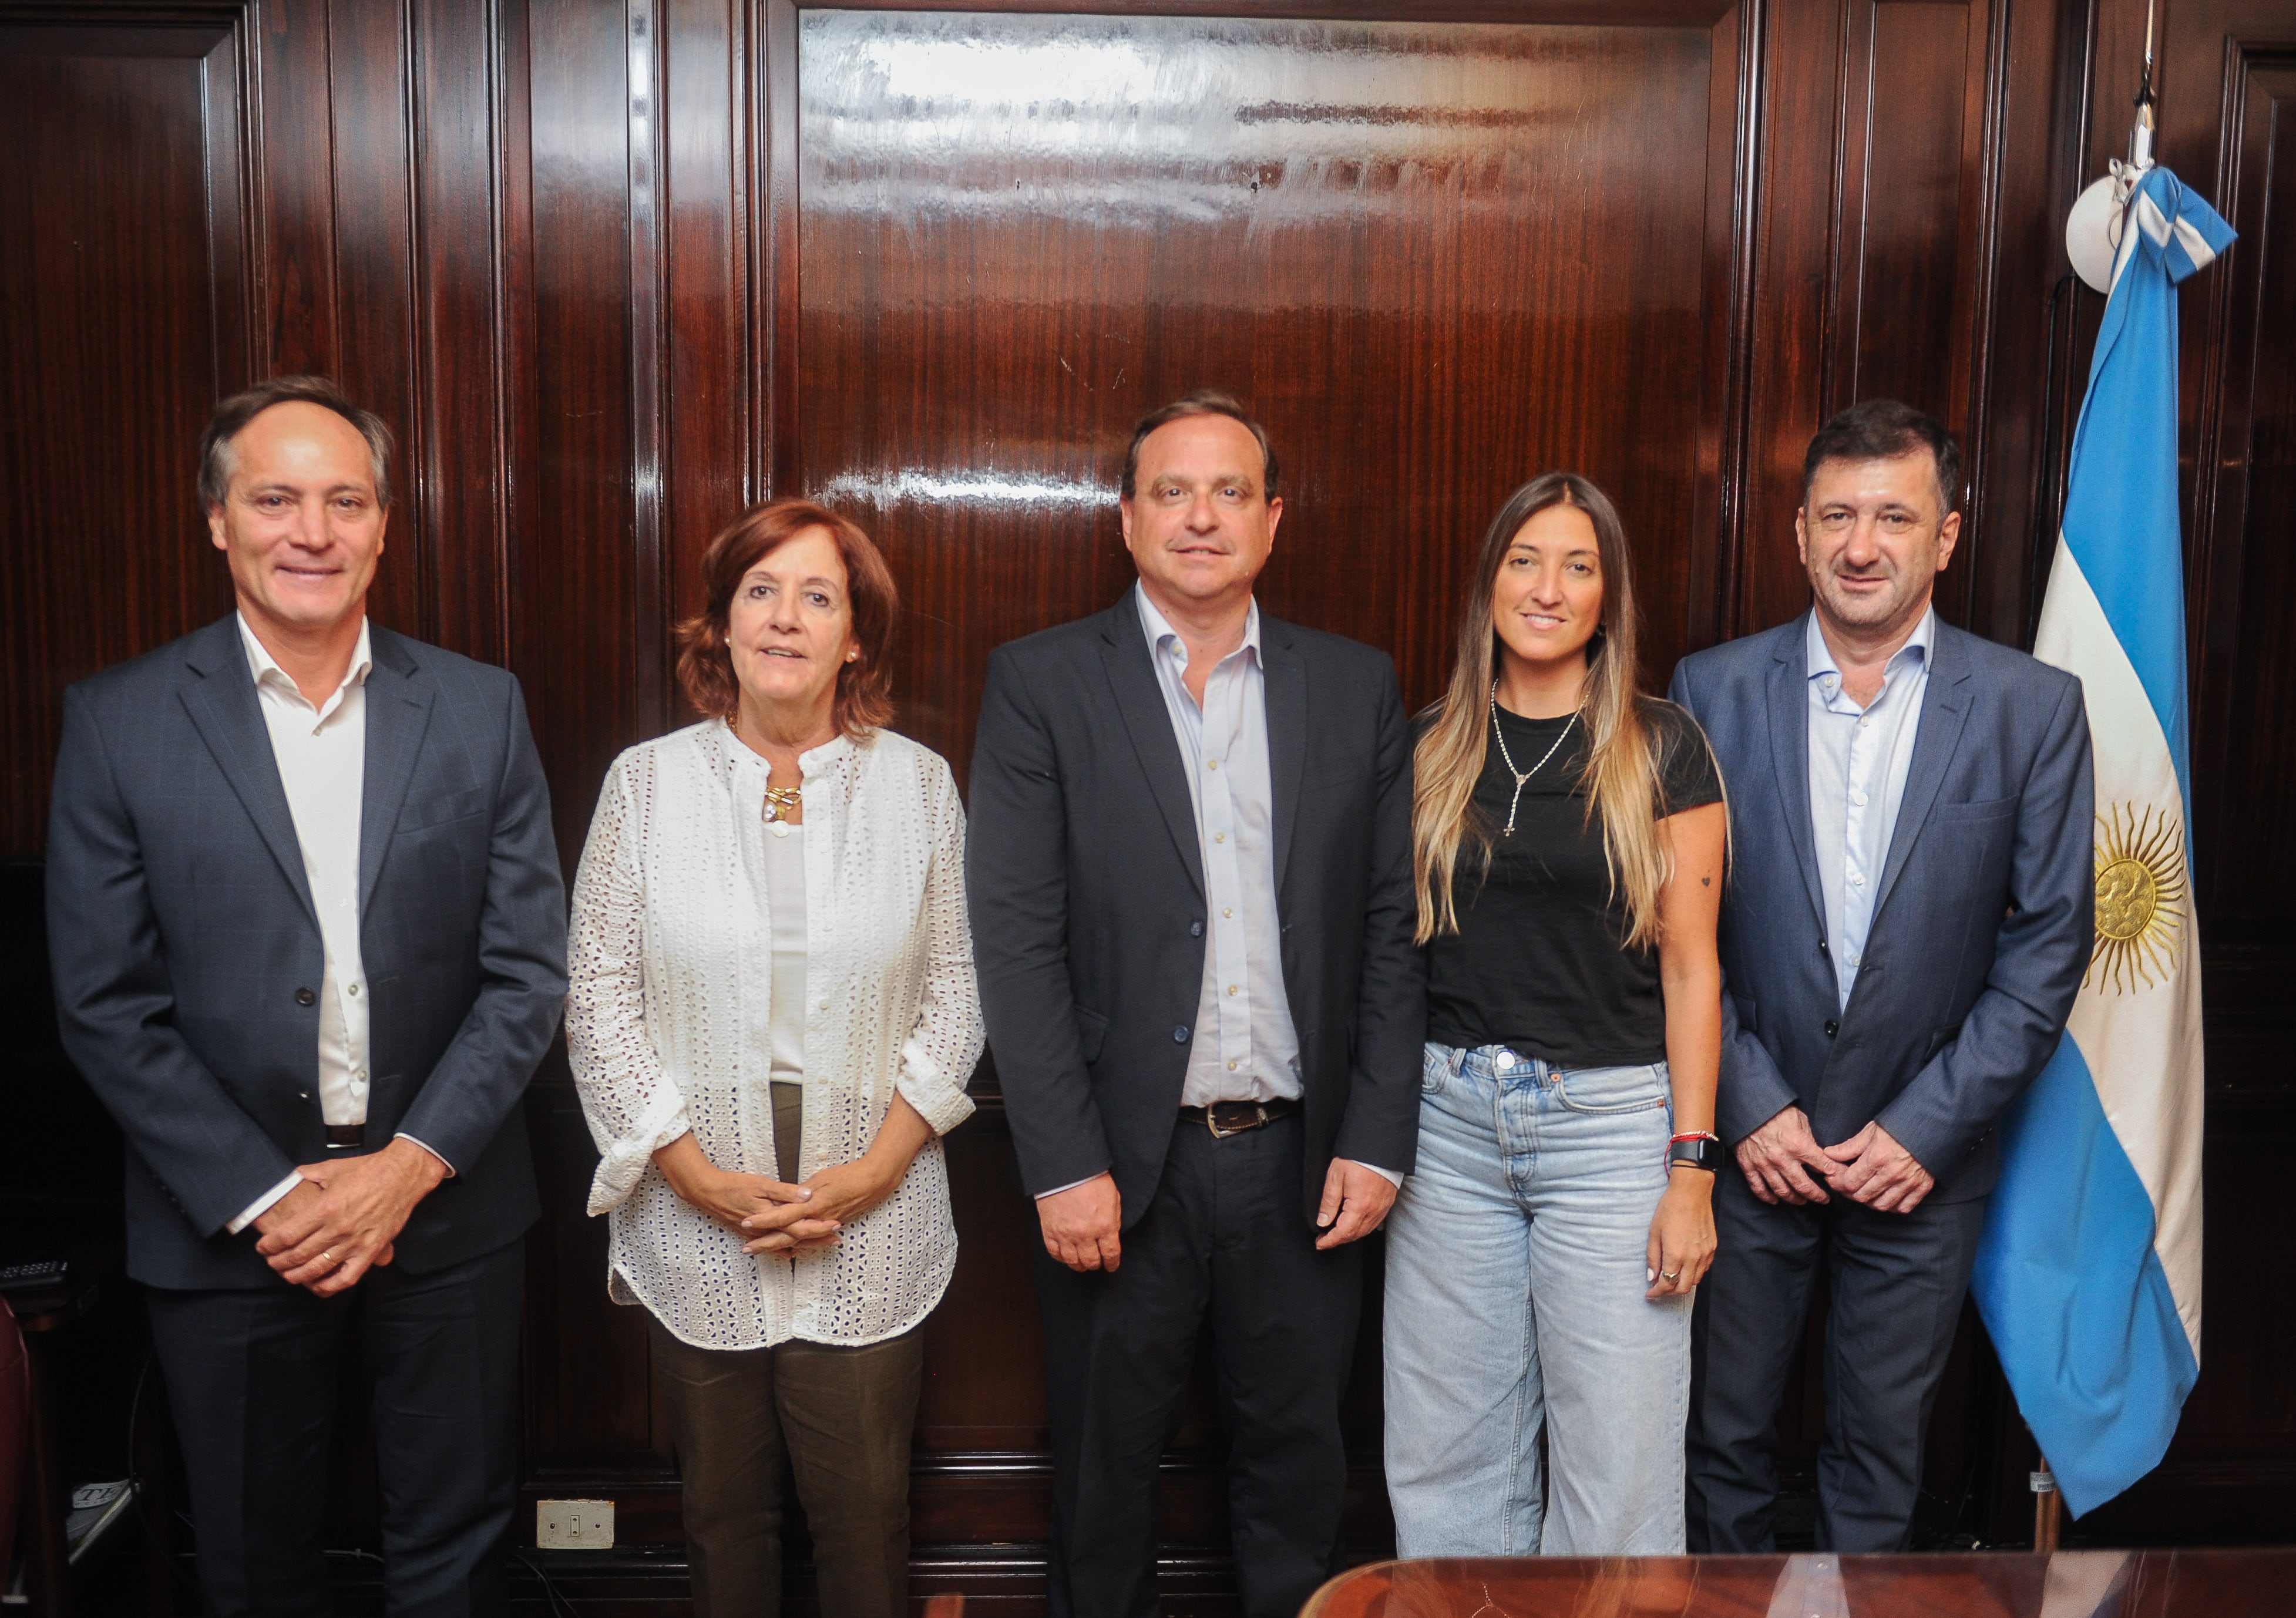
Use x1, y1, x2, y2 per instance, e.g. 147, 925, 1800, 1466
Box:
1488, 682, 1579, 837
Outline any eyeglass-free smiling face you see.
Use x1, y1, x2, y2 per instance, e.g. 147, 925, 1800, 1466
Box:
1796, 451, 1961, 645
206, 401, 388, 642
1120, 412, 1283, 615
727, 525, 860, 725
1491, 500, 1605, 677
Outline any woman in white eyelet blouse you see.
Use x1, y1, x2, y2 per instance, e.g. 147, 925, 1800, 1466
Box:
566, 498, 981, 1618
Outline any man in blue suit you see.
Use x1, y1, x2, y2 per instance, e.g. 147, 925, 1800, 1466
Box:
1668, 401, 2093, 1552
46, 377, 567, 1615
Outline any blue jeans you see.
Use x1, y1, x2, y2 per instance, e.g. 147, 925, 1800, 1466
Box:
1383, 1042, 1692, 1555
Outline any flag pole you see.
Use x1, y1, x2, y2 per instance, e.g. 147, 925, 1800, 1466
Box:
2032, 1452, 2063, 1553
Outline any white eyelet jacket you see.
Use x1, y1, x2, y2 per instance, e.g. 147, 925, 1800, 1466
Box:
566, 719, 982, 1348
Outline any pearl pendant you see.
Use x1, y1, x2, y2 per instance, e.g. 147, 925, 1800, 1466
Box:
770, 822, 791, 839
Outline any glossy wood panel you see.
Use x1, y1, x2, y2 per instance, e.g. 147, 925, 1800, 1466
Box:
6, 0, 2296, 1608
0, 19, 248, 854
792, 7, 1731, 775
1304, 1547, 2296, 1618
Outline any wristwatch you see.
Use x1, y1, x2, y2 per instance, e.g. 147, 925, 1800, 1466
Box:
1668, 1133, 1722, 1172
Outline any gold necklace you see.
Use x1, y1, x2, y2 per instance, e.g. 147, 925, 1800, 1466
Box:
762, 786, 802, 838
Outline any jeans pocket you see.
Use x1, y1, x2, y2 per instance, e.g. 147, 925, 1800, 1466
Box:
1554, 1060, 1670, 1115
1420, 1042, 1451, 1096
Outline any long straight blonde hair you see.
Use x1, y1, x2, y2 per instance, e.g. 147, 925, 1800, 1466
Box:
1412, 473, 1672, 948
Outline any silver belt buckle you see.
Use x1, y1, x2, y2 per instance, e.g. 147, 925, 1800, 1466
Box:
1206, 1102, 1265, 1139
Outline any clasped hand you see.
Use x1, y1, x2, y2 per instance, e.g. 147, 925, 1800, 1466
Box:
252, 1138, 447, 1296
1734, 1105, 1934, 1213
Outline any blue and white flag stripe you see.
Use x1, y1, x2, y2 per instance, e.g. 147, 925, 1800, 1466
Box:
1972, 163, 2230, 1519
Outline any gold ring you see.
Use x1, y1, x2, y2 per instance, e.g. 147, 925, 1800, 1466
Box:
1662, 1269, 1681, 1280
321, 1249, 336, 1264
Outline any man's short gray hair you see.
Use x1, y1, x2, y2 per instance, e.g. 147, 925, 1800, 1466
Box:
197, 376, 395, 512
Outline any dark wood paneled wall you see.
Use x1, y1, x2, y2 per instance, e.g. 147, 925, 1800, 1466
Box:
4, 0, 2291, 1606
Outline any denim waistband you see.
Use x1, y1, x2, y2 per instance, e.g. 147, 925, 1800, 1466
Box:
1427, 1040, 1668, 1086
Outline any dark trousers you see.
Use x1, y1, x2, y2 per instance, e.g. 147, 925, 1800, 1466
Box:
649, 1318, 924, 1618
1686, 1166, 1986, 1553
1033, 1112, 1362, 1618
144, 1237, 523, 1618
648, 1083, 924, 1618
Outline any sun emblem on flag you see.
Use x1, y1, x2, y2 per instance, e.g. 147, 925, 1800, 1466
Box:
2090, 802, 2187, 993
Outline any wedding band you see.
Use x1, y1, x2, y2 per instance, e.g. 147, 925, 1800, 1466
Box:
321, 1249, 337, 1264
1662, 1269, 1680, 1280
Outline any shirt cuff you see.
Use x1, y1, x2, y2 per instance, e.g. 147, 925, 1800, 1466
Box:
227, 1170, 307, 1235
394, 1132, 456, 1178
1341, 1158, 1406, 1188
1034, 1172, 1107, 1200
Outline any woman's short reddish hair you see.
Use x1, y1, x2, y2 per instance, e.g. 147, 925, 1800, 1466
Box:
674, 499, 898, 736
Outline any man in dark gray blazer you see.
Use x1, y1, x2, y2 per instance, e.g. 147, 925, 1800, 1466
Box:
1668, 400, 2093, 1552
46, 376, 566, 1616
968, 392, 1422, 1618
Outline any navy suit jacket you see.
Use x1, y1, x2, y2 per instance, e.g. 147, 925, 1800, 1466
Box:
967, 597, 1424, 1229
1668, 612, 2093, 1202
46, 615, 569, 1289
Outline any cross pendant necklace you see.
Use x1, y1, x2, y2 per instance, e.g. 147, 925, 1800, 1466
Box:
1488, 682, 1578, 837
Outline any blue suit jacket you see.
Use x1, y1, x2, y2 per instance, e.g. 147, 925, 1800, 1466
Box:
45, 615, 569, 1288
1668, 613, 2093, 1202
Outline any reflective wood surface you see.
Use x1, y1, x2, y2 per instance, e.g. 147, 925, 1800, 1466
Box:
1302, 1548, 2296, 1617
4, 0, 2294, 1605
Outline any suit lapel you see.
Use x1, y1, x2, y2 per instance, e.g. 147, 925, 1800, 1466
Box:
1100, 598, 1206, 897
177, 618, 319, 927
1262, 616, 1306, 897
1766, 618, 1830, 935
359, 632, 435, 913
1874, 623, 1974, 915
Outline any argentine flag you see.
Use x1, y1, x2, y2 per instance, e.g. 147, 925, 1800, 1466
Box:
1971, 164, 2233, 1518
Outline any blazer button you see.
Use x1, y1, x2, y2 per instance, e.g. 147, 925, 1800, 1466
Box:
1824, 1019, 1840, 1038
1189, 921, 1204, 937
295, 987, 317, 1007
1172, 1025, 1189, 1043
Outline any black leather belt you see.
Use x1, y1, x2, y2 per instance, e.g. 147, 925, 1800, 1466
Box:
324, 1124, 365, 1149
1179, 1098, 1299, 1139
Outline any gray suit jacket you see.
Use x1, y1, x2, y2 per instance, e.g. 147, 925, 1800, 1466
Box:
1668, 613, 2093, 1202
45, 615, 568, 1288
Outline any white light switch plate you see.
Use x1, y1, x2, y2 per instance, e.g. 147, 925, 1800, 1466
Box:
536, 1499, 615, 1550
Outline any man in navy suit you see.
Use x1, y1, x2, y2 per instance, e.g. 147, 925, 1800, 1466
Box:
46, 377, 566, 1615
1668, 400, 2093, 1552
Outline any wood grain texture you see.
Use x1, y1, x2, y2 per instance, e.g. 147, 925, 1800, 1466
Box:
0, 21, 246, 853
792, 8, 1726, 781
5, 0, 2295, 1604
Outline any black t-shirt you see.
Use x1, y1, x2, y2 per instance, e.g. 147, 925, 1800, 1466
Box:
1425, 697, 1723, 1068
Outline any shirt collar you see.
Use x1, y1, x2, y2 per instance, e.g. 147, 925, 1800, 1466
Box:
237, 611, 373, 705
1804, 606, 1934, 688
1134, 580, 1260, 666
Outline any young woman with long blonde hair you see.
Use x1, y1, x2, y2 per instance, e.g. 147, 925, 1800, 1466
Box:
1383, 473, 1729, 1555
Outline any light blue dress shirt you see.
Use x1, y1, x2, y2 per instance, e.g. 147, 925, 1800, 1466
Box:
1135, 584, 1303, 1106
1806, 607, 1935, 1011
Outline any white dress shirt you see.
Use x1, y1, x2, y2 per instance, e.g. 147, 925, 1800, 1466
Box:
1806, 608, 1935, 1010
226, 615, 448, 1233
566, 721, 983, 1348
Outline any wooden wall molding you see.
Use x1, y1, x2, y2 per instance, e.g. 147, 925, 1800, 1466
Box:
6, 0, 2294, 1605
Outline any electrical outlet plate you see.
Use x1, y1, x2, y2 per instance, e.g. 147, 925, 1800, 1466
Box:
536, 1499, 615, 1550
